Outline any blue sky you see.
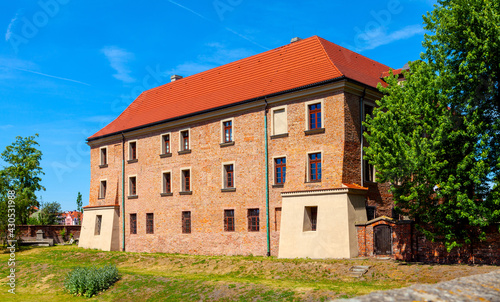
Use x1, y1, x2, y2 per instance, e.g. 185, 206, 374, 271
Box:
0, 0, 436, 211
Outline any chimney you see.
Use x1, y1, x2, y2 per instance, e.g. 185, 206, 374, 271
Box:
170, 75, 183, 82
290, 37, 302, 43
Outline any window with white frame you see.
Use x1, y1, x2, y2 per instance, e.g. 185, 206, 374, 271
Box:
100, 147, 107, 166
99, 180, 107, 199
221, 119, 233, 143
181, 168, 191, 192
161, 133, 171, 154
129, 176, 137, 196
271, 106, 287, 135
179, 130, 190, 151
162, 171, 171, 194
223, 163, 234, 188
305, 100, 325, 131
128, 141, 137, 160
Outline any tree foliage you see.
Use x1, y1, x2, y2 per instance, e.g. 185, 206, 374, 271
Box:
76, 192, 83, 215
364, 0, 500, 251
0, 134, 45, 237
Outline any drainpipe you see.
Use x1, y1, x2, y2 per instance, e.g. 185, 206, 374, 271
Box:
264, 98, 271, 257
121, 133, 126, 251
360, 88, 366, 187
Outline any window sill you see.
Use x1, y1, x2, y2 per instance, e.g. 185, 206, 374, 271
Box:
304, 128, 325, 135
160, 153, 172, 158
179, 191, 192, 195
270, 133, 289, 139
127, 159, 138, 164
127, 195, 138, 199
178, 149, 191, 155
99, 164, 108, 168
272, 184, 284, 188
221, 187, 236, 192
305, 180, 322, 183
248, 230, 260, 232
220, 141, 235, 148
160, 192, 173, 197
97, 197, 105, 200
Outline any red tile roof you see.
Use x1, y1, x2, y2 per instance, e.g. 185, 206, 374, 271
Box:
89, 36, 391, 140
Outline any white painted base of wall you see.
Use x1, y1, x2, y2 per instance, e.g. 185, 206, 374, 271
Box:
78, 205, 120, 251
278, 188, 367, 259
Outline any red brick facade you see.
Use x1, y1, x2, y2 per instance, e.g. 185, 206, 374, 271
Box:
357, 218, 500, 264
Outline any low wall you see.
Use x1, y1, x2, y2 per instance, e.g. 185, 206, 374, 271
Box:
357, 218, 500, 265
19, 225, 81, 244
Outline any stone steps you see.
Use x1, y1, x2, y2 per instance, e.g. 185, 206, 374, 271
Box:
348, 265, 370, 278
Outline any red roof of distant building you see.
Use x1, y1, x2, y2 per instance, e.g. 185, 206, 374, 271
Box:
89, 36, 391, 140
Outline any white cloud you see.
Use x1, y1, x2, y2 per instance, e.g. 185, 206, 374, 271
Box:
5, 12, 20, 41
355, 24, 425, 52
101, 46, 135, 83
164, 43, 255, 78
0, 125, 14, 130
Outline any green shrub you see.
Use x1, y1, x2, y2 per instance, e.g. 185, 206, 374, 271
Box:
64, 265, 120, 297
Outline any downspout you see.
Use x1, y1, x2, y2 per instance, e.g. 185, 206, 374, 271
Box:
264, 98, 271, 257
360, 88, 366, 187
121, 133, 126, 251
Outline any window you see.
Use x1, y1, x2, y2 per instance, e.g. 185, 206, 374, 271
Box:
364, 159, 376, 182
180, 130, 190, 151
146, 213, 154, 234
224, 164, 234, 188
130, 213, 137, 234
274, 157, 286, 184
95, 215, 102, 235
224, 209, 235, 232
162, 172, 171, 194
161, 134, 170, 154
100, 147, 107, 166
272, 106, 287, 135
309, 153, 322, 182
247, 209, 260, 232
129, 141, 137, 160
181, 169, 191, 192
182, 211, 191, 233
129, 176, 137, 196
275, 207, 282, 231
223, 120, 233, 143
366, 206, 376, 221
308, 103, 322, 129
303, 206, 318, 231
99, 180, 107, 199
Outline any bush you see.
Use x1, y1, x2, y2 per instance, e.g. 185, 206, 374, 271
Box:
64, 265, 120, 297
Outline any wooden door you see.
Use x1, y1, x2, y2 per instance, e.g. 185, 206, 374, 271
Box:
374, 225, 392, 255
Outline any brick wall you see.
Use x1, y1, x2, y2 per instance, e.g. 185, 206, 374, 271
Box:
357, 219, 500, 264
19, 225, 81, 244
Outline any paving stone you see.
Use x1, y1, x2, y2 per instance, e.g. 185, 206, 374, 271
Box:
335, 270, 500, 302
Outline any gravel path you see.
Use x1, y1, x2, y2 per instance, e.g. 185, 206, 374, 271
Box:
337, 270, 500, 302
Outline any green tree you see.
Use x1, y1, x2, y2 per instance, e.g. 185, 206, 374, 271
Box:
364, 0, 500, 251
38, 201, 62, 225
76, 192, 82, 213
0, 134, 45, 239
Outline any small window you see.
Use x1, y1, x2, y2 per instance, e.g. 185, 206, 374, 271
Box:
129, 141, 137, 160
303, 206, 318, 232
247, 209, 260, 232
162, 134, 170, 154
272, 107, 287, 135
100, 148, 107, 165
146, 213, 154, 234
162, 172, 171, 193
224, 164, 234, 188
309, 153, 322, 182
274, 157, 286, 184
364, 159, 376, 182
275, 207, 282, 231
182, 211, 191, 233
181, 169, 191, 192
95, 215, 102, 235
366, 206, 376, 221
180, 130, 189, 151
99, 180, 107, 199
224, 209, 235, 232
363, 104, 374, 132
130, 213, 137, 234
223, 120, 233, 143
308, 103, 322, 130
129, 176, 137, 196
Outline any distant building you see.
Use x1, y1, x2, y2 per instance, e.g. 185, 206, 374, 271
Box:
63, 211, 82, 225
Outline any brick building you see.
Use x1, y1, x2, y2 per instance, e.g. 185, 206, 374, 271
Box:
79, 36, 396, 258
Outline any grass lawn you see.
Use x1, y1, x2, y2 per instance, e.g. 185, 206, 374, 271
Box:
0, 245, 497, 301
